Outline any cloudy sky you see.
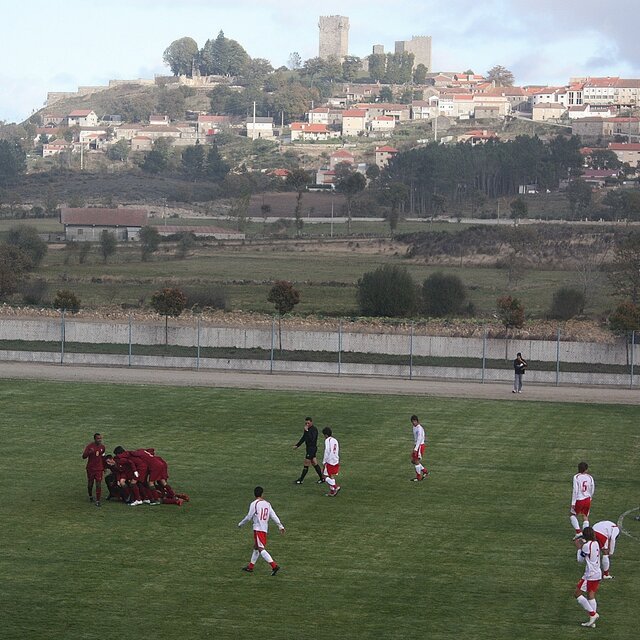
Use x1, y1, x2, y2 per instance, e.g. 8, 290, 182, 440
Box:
1, 0, 638, 123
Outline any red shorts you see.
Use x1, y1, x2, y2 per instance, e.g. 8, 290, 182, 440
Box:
253, 531, 267, 549
594, 531, 608, 550
325, 463, 340, 476
574, 498, 591, 517
148, 463, 166, 483
577, 578, 600, 594
86, 469, 103, 482
412, 445, 425, 462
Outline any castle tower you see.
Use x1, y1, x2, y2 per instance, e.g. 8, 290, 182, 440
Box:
318, 15, 349, 61
395, 35, 432, 71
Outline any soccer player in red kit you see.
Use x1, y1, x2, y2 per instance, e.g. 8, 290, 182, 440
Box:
82, 433, 105, 507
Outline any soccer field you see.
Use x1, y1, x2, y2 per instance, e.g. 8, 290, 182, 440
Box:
1, 380, 639, 640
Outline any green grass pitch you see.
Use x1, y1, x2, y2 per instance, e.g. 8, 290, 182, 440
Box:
1, 380, 639, 640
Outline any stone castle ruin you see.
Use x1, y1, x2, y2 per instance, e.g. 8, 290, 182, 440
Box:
318, 15, 350, 60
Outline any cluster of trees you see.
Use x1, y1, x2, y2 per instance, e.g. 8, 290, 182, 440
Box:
385, 136, 583, 215
0, 139, 26, 185
367, 52, 417, 84
0, 225, 48, 301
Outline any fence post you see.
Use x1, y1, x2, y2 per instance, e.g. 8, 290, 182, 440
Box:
409, 322, 414, 380
196, 317, 201, 371
555, 326, 561, 387
481, 326, 487, 383
59, 309, 66, 364
338, 320, 342, 376
630, 330, 635, 389
270, 315, 275, 374
128, 315, 132, 367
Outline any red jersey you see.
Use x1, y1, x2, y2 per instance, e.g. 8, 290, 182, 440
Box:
83, 443, 105, 472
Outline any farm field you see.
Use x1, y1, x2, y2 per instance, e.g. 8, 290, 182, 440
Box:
34, 241, 610, 317
1, 380, 638, 640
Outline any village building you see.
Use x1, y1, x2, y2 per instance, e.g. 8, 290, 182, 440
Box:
60, 208, 148, 242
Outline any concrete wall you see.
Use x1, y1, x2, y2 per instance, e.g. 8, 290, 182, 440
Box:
0, 318, 637, 367
0, 349, 636, 387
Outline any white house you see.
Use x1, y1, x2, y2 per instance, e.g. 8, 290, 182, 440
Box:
341, 109, 367, 136
67, 110, 98, 127
290, 122, 336, 141
368, 116, 395, 136
246, 117, 274, 139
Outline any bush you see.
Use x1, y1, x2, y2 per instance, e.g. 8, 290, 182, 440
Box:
549, 286, 585, 320
184, 285, 227, 311
53, 289, 81, 313
357, 265, 417, 317
6, 224, 47, 267
422, 272, 467, 317
20, 278, 49, 305
609, 301, 640, 333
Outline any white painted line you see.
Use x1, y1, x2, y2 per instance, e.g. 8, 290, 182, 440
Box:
617, 507, 640, 541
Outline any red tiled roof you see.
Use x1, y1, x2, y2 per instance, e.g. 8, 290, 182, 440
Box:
331, 149, 355, 158
372, 116, 394, 121
60, 208, 148, 227
342, 109, 367, 117
68, 110, 94, 117
291, 123, 329, 132
376, 146, 398, 153
609, 143, 640, 151
584, 77, 619, 87
270, 169, 290, 177
198, 115, 230, 123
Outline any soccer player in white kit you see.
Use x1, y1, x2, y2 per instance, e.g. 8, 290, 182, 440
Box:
592, 520, 620, 579
410, 415, 429, 481
322, 427, 341, 497
238, 486, 285, 575
574, 527, 601, 627
570, 461, 595, 538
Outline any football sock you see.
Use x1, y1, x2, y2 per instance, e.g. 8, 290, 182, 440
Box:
325, 477, 336, 489
588, 599, 597, 612
131, 484, 142, 501
602, 556, 610, 573
300, 467, 309, 481
576, 595, 594, 613
260, 550, 274, 565
96, 485, 102, 502
314, 464, 323, 478
250, 550, 260, 566
570, 515, 580, 532
414, 464, 423, 477
583, 519, 589, 529
164, 483, 176, 499
87, 481, 93, 498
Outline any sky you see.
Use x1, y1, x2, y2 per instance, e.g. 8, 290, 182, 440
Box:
1, 0, 639, 123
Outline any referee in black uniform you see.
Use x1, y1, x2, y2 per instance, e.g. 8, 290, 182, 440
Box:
293, 417, 324, 484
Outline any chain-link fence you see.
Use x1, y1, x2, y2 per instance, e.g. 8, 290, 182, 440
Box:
0, 314, 637, 388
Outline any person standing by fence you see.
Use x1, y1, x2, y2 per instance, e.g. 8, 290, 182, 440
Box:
513, 352, 527, 393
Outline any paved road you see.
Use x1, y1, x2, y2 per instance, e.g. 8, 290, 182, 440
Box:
1, 362, 638, 405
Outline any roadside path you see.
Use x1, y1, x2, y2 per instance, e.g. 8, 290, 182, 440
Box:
1, 362, 638, 405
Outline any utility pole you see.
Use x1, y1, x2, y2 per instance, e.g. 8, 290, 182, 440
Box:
252, 101, 257, 141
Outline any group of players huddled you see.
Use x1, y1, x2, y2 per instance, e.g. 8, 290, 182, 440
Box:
82, 433, 190, 507
570, 461, 621, 628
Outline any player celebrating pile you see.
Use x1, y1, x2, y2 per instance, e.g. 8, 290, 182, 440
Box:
82, 433, 105, 507
238, 486, 285, 576
410, 415, 428, 482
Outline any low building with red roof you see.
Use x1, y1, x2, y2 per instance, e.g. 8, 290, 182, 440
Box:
608, 142, 640, 167
60, 208, 148, 242
375, 145, 398, 169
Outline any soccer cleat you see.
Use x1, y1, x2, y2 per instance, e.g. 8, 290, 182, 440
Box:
573, 532, 585, 540
517, 390, 522, 393
271, 565, 280, 576
294, 479, 303, 484
581, 613, 599, 627
150, 500, 162, 505
241, 566, 254, 573
89, 496, 94, 502
422, 470, 429, 478
142, 500, 151, 505
635, 515, 640, 521
603, 574, 614, 580
512, 390, 517, 393
176, 493, 190, 502
129, 500, 143, 506
316, 479, 325, 484
411, 477, 422, 482
334, 486, 341, 495
175, 498, 184, 506
95, 501, 101, 507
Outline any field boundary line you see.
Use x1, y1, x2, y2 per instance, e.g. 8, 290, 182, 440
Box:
617, 507, 640, 542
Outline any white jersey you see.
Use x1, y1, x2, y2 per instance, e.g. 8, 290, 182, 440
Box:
571, 473, 595, 505
238, 498, 284, 533
323, 436, 340, 465
413, 424, 425, 450
578, 540, 602, 581
593, 520, 620, 553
